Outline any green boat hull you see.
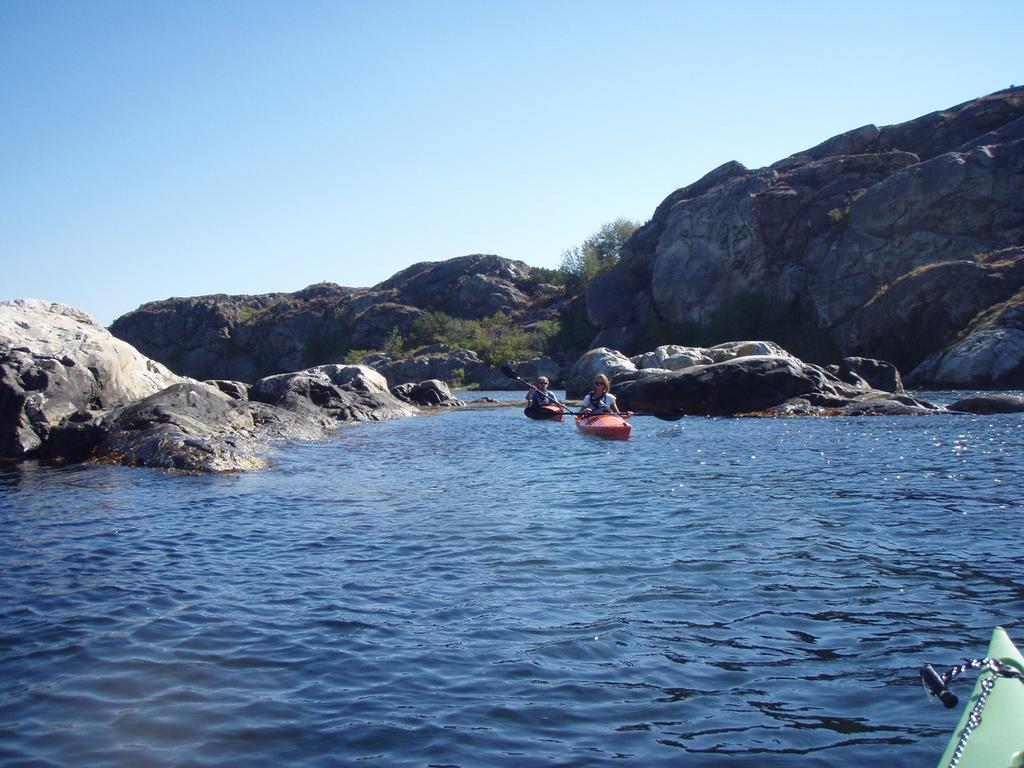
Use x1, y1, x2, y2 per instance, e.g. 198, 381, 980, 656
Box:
936, 626, 1024, 768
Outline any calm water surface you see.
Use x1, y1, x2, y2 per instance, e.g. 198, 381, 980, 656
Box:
1, 393, 1022, 767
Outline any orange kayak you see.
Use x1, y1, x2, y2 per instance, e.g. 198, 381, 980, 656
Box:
524, 404, 564, 422
575, 413, 632, 440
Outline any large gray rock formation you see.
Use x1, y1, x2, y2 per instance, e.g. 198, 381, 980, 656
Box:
946, 394, 1024, 414
0, 300, 188, 458
593, 86, 1024, 387
612, 355, 937, 417
843, 250, 1024, 372
93, 383, 284, 472
377, 255, 531, 318
110, 255, 555, 383
567, 340, 927, 416
1, 301, 419, 471
564, 341, 793, 397
391, 379, 464, 407
249, 365, 416, 422
907, 298, 1024, 387
108, 283, 382, 384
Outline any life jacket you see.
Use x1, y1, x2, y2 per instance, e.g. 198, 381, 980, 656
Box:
586, 391, 611, 412
530, 389, 554, 406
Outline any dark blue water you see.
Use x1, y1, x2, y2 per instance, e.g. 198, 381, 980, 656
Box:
1, 394, 1022, 767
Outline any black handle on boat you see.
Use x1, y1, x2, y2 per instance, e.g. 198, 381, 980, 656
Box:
920, 664, 959, 709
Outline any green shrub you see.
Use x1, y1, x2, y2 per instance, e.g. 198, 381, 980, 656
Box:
515, 267, 566, 291
559, 218, 639, 292
383, 327, 405, 357
406, 311, 559, 367
344, 349, 376, 364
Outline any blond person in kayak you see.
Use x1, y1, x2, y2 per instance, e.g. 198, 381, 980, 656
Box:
580, 373, 623, 415
525, 376, 562, 408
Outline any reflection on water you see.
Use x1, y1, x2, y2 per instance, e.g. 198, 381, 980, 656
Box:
1, 400, 1022, 766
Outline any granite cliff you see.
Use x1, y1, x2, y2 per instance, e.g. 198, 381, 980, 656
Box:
592, 86, 1024, 387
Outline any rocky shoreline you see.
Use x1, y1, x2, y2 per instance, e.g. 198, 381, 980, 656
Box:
3, 300, 1022, 473
0, 300, 421, 472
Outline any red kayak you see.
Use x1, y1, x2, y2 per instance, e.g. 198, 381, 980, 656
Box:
524, 404, 565, 422
575, 413, 632, 440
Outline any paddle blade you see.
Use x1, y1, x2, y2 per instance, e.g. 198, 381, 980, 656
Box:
500, 363, 518, 379
627, 410, 686, 421
653, 410, 686, 421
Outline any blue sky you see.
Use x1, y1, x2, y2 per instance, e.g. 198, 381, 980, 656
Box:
2, 1, 1021, 325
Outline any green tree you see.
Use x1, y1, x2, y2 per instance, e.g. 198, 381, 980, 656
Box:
559, 218, 639, 291
409, 311, 458, 348
383, 327, 405, 357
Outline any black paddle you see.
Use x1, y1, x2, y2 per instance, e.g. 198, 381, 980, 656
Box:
499, 363, 685, 421
627, 410, 686, 421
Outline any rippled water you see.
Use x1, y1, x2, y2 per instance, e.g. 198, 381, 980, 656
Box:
2, 394, 1022, 767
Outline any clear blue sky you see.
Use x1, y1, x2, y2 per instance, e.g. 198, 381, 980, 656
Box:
2, 0, 1020, 325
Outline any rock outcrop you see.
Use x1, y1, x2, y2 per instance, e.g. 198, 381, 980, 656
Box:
845, 250, 1024, 374
93, 383, 282, 472
946, 394, 1024, 414
0, 300, 188, 458
377, 255, 531, 318
1, 301, 419, 471
613, 357, 937, 418
250, 365, 416, 423
592, 86, 1024, 387
566, 342, 794, 397
568, 341, 935, 417
110, 255, 559, 383
906, 292, 1024, 388
391, 379, 464, 407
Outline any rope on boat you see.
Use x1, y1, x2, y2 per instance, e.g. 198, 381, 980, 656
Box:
920, 657, 1024, 768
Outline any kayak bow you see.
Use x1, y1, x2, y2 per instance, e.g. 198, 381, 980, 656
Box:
925, 626, 1024, 768
575, 413, 632, 440
524, 404, 565, 422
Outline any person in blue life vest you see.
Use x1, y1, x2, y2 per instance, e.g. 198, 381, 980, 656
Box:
526, 376, 562, 408
580, 373, 624, 415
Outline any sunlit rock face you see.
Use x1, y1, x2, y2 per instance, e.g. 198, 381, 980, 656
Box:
594, 87, 1024, 387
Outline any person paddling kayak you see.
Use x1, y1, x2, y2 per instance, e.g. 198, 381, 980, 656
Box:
576, 374, 632, 439
581, 373, 623, 415
525, 376, 563, 409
